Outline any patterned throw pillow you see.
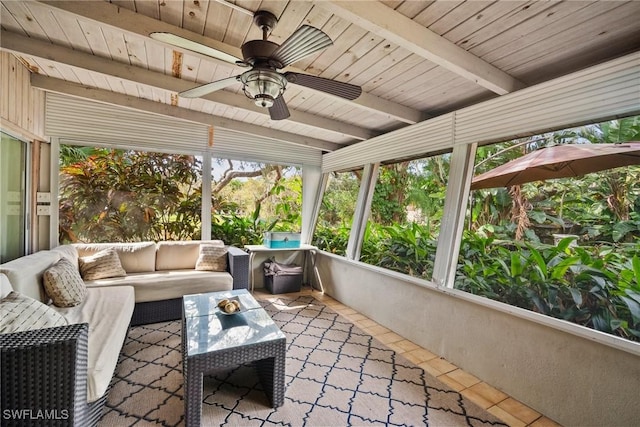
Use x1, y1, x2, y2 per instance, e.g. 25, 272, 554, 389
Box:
43, 258, 88, 307
195, 244, 228, 271
79, 248, 127, 280
0, 291, 68, 334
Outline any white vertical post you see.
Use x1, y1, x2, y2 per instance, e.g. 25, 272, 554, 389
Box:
346, 163, 379, 260
24, 139, 33, 254
432, 142, 477, 288
301, 165, 324, 244
201, 151, 212, 240
49, 137, 60, 249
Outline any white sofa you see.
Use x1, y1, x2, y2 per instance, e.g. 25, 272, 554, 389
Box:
72, 241, 249, 325
0, 240, 249, 426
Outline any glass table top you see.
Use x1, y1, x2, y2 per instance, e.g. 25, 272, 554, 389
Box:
183, 289, 262, 318
183, 289, 285, 356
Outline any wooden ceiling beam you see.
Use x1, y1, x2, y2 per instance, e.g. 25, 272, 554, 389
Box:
36, 0, 422, 124
320, 1, 527, 95
0, 29, 373, 141
31, 74, 342, 152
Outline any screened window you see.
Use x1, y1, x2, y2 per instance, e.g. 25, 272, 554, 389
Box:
459, 116, 640, 342
312, 170, 361, 256
58, 148, 302, 246
59, 146, 202, 243
359, 156, 449, 279
210, 160, 301, 247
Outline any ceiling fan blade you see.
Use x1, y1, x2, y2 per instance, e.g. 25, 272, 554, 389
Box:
270, 25, 332, 67
269, 95, 290, 120
149, 32, 240, 65
284, 72, 362, 100
179, 76, 239, 98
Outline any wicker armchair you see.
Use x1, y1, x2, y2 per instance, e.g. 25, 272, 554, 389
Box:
0, 323, 105, 427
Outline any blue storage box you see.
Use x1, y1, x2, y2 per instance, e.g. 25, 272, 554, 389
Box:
263, 232, 301, 249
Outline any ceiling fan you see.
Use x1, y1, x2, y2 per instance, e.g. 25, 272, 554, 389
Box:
150, 10, 362, 120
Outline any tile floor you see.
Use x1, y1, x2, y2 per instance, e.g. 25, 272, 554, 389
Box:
255, 287, 563, 427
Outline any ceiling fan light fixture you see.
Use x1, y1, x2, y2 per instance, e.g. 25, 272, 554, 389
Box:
240, 69, 287, 108
163, 9, 361, 120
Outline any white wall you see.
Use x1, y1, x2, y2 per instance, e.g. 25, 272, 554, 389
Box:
0, 52, 46, 141
315, 251, 640, 427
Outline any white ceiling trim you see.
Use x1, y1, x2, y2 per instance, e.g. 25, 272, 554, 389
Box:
32, 74, 340, 152
454, 53, 640, 146
323, 52, 640, 172
212, 128, 322, 167
322, 114, 454, 172
45, 93, 322, 166
320, 1, 526, 95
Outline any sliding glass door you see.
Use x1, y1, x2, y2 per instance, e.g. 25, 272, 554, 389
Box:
0, 131, 27, 262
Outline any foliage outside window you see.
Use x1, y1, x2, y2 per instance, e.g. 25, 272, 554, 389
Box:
59, 147, 202, 243
57, 116, 640, 342
359, 156, 450, 279
459, 116, 640, 341
312, 170, 360, 255
59, 147, 301, 245
310, 118, 639, 342
210, 160, 301, 247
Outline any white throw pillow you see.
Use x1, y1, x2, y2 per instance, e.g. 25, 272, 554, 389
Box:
0, 291, 68, 333
79, 248, 127, 280
195, 244, 228, 272
43, 258, 88, 307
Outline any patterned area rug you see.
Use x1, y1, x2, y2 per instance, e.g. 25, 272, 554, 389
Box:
99, 295, 507, 426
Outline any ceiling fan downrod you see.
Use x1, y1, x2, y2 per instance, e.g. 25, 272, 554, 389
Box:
253, 10, 278, 41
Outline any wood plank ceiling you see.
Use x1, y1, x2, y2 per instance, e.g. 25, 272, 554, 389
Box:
1, 0, 639, 153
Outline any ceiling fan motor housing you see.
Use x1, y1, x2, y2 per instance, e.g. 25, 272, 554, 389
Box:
241, 40, 282, 68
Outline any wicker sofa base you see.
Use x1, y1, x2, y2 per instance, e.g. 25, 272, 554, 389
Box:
130, 298, 183, 326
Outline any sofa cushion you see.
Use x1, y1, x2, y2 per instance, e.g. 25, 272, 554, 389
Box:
156, 240, 224, 271
53, 286, 135, 402
195, 244, 228, 271
84, 270, 233, 303
43, 258, 88, 307
0, 291, 68, 334
51, 245, 80, 270
0, 273, 12, 299
0, 250, 61, 302
79, 248, 127, 280
74, 242, 156, 273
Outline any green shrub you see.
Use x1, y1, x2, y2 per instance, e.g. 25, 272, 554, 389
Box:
456, 234, 640, 341
315, 223, 639, 341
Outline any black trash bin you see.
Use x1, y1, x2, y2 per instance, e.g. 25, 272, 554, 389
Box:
263, 259, 303, 294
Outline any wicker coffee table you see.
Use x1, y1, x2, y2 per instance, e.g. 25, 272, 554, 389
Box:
181, 289, 286, 426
